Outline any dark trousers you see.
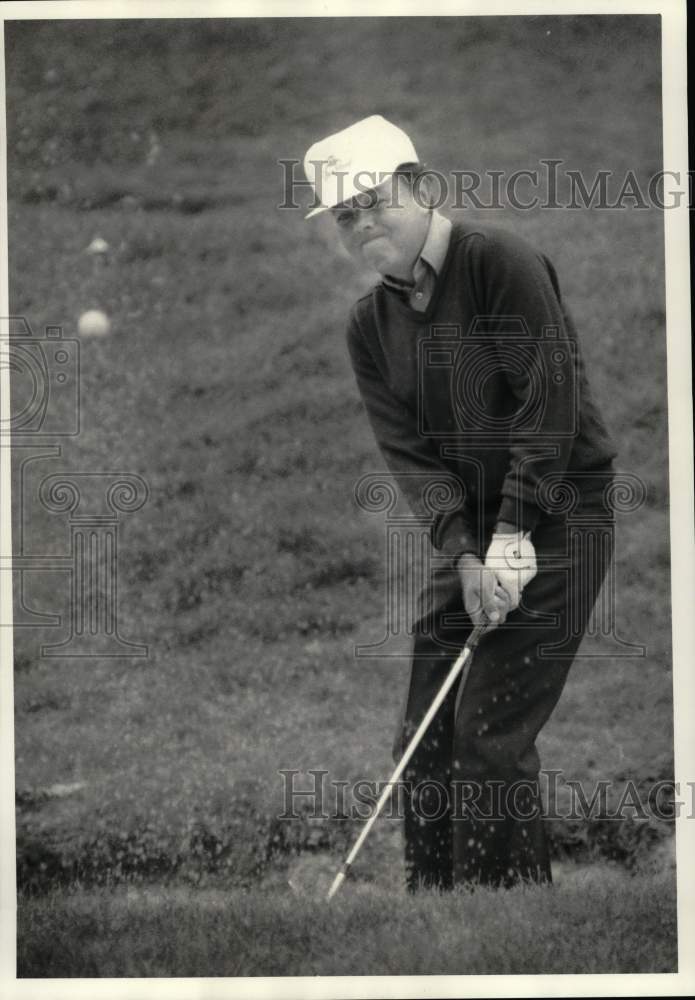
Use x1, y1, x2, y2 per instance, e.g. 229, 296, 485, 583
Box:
399, 509, 614, 891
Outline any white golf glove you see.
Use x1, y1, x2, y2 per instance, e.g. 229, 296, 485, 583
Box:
484, 530, 537, 611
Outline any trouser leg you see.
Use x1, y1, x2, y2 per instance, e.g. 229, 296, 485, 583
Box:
401, 636, 460, 892
450, 619, 570, 888
400, 514, 613, 890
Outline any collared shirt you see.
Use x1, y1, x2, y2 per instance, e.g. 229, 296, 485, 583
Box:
381, 210, 453, 312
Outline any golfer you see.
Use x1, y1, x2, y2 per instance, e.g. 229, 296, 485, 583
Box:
304, 115, 617, 891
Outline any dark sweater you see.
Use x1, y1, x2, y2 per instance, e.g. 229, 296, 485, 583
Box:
346, 220, 617, 558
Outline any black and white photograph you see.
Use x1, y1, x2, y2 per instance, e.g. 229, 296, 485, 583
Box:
0, 1, 693, 994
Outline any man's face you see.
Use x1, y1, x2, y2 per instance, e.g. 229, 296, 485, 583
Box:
331, 175, 431, 279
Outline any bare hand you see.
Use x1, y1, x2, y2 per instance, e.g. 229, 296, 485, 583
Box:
457, 554, 511, 629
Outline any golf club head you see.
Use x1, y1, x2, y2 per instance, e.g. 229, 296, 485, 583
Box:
286, 852, 337, 901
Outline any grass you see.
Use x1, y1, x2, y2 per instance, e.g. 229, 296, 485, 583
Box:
17, 866, 677, 977
5, 14, 674, 976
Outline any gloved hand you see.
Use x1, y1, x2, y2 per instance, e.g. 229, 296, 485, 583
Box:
484, 530, 537, 611
456, 553, 512, 629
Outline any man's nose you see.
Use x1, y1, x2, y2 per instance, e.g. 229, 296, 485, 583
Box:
354, 209, 376, 234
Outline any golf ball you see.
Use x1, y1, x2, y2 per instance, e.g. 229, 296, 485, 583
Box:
78, 310, 111, 337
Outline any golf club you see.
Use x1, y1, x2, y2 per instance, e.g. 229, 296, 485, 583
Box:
326, 621, 489, 901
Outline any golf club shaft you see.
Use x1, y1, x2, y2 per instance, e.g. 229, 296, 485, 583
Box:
326, 623, 487, 900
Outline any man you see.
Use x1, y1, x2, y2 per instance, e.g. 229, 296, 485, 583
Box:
304, 115, 617, 891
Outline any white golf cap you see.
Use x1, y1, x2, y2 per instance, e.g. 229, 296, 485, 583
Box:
303, 114, 418, 219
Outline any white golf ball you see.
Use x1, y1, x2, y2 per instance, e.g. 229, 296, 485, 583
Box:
78, 310, 111, 337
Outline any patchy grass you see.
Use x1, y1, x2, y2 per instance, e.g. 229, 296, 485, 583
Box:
17, 866, 677, 977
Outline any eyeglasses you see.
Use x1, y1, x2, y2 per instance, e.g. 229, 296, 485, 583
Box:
332, 192, 393, 228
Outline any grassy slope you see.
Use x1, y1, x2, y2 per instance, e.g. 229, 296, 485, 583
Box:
6, 14, 674, 975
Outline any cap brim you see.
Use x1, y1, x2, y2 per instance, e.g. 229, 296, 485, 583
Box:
305, 204, 330, 220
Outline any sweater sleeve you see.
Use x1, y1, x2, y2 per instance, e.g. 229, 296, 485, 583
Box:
475, 232, 578, 533
347, 311, 479, 559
